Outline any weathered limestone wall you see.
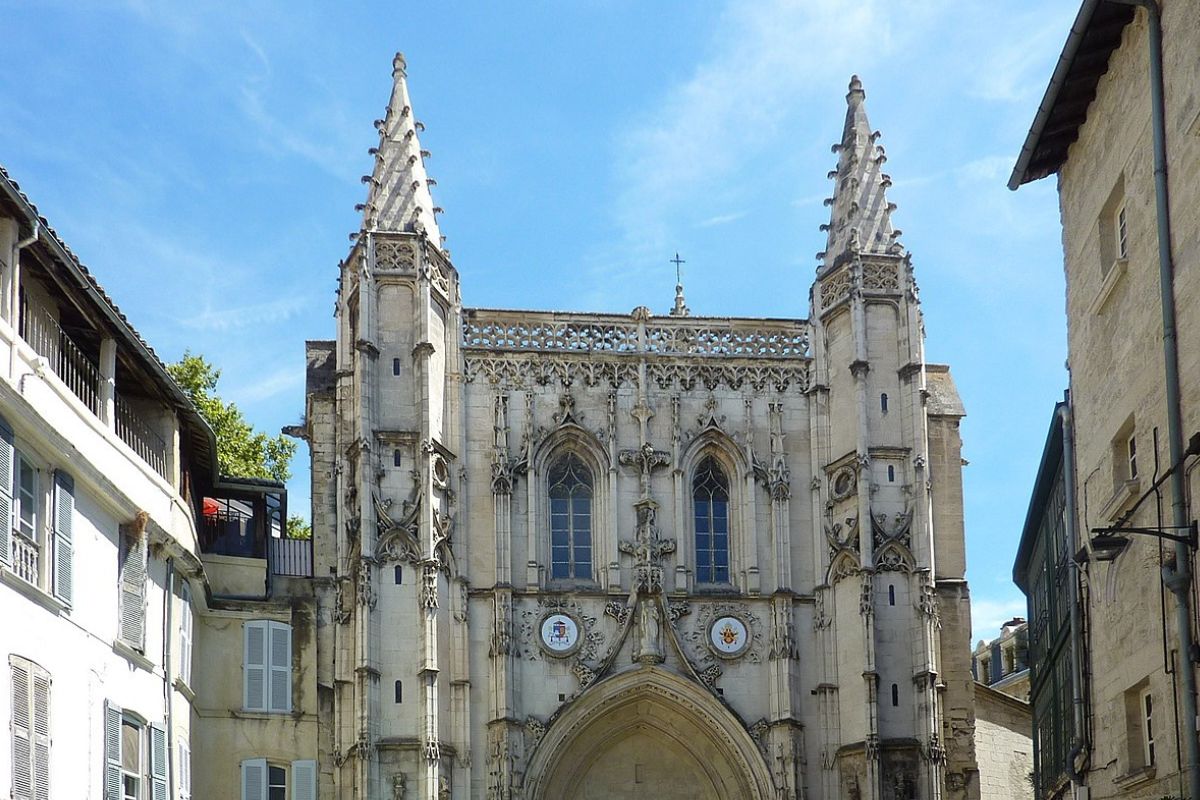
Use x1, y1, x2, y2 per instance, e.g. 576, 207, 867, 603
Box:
1055, 2, 1200, 795
973, 684, 1032, 800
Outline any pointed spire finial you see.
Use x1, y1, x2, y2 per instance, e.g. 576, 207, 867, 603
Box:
358, 52, 443, 245
819, 75, 903, 270
669, 252, 690, 317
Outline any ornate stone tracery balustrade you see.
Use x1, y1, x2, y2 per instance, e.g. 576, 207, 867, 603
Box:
462, 309, 810, 359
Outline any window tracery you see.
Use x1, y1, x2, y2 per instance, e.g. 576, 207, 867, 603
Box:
548, 453, 593, 581
693, 456, 730, 585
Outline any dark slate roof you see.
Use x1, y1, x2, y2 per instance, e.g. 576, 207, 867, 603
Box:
1012, 400, 1067, 592
1008, 0, 1136, 189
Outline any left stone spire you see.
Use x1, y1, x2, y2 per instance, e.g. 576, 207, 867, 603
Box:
360, 52, 443, 243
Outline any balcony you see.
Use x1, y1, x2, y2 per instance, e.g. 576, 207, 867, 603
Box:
19, 296, 169, 481
199, 488, 309, 596
9, 529, 38, 586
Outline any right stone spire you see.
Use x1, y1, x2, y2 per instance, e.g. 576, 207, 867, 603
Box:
820, 75, 904, 271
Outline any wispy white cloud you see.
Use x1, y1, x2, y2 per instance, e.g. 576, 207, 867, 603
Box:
966, 6, 1076, 103
970, 594, 1028, 644
697, 210, 748, 228
183, 295, 310, 332
230, 365, 304, 404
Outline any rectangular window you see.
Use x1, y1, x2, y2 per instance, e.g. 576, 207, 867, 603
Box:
13, 451, 40, 585
10, 655, 51, 800
244, 620, 292, 712
1117, 203, 1129, 260
103, 704, 166, 800
1127, 434, 1138, 481
241, 759, 316, 800
1142, 689, 1155, 767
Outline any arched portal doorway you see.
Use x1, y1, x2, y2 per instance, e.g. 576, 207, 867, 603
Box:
525, 667, 774, 800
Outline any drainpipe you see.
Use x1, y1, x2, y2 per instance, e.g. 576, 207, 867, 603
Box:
1108, 3, 1200, 798
165, 559, 176, 800
1058, 399, 1088, 786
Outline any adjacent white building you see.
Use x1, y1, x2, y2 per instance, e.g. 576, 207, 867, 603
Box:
0, 167, 314, 800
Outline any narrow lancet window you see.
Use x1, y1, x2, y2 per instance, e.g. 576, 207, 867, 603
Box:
694, 456, 730, 584
548, 453, 593, 580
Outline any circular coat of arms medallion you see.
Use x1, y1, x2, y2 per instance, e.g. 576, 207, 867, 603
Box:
708, 615, 750, 658
539, 613, 581, 657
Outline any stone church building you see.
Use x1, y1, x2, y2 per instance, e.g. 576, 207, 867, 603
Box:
300, 55, 979, 799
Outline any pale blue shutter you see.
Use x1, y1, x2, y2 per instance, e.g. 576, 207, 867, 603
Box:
0, 415, 13, 568
268, 622, 292, 713
243, 622, 267, 711
10, 657, 31, 800
178, 742, 191, 800
119, 536, 147, 649
291, 759, 316, 800
240, 758, 267, 800
30, 668, 49, 800
103, 702, 122, 800
149, 723, 167, 800
52, 471, 74, 606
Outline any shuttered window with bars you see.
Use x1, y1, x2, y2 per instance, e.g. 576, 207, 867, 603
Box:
243, 620, 292, 713
9, 655, 50, 800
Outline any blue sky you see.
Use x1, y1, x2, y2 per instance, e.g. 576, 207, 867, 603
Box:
1, 0, 1078, 641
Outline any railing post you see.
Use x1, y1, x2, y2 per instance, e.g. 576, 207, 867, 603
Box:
99, 337, 116, 427
164, 409, 180, 489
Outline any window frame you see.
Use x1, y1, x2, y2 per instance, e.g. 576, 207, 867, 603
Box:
1116, 202, 1129, 261
692, 455, 732, 586
1141, 688, 1155, 768
1127, 433, 1138, 481
243, 619, 293, 713
546, 452, 594, 584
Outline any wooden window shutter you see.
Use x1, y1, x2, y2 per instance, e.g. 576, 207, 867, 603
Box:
240, 758, 267, 800
291, 759, 317, 800
30, 667, 49, 800
179, 581, 194, 686
178, 741, 191, 800
268, 621, 292, 713
103, 701, 122, 800
119, 534, 147, 649
149, 723, 168, 800
243, 621, 267, 711
52, 471, 74, 606
0, 414, 14, 568
10, 656, 32, 800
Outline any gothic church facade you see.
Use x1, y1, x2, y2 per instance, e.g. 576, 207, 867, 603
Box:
301, 56, 980, 800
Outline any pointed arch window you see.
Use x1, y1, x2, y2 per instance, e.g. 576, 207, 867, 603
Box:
693, 456, 730, 584
548, 453, 592, 581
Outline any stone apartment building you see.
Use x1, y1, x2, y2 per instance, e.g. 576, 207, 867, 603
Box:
1011, 0, 1200, 798
0, 167, 318, 800
296, 56, 981, 799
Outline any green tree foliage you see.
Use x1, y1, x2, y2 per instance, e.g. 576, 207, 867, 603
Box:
287, 515, 312, 540
168, 352, 297, 482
